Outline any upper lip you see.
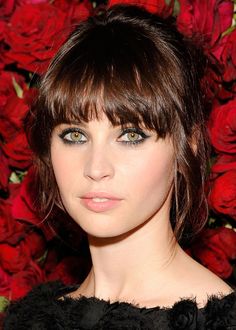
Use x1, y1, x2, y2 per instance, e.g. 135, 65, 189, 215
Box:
81, 192, 122, 200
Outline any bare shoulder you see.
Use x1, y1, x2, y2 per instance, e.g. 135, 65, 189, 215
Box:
194, 261, 232, 294
177, 252, 233, 307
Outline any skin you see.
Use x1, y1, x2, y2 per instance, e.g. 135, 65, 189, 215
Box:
51, 115, 232, 308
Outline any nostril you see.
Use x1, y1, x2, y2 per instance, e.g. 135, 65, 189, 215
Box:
84, 160, 114, 181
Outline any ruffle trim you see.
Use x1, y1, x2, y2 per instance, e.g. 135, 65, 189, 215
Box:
3, 280, 236, 329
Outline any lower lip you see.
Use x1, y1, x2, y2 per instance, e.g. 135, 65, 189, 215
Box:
80, 198, 122, 212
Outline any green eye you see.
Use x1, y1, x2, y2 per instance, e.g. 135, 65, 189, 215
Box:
69, 131, 83, 142
118, 127, 150, 145
59, 128, 86, 144
126, 132, 141, 142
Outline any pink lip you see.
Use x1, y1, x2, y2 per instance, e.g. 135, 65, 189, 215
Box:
80, 192, 122, 213
82, 192, 121, 199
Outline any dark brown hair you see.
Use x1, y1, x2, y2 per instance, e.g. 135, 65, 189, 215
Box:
26, 4, 209, 242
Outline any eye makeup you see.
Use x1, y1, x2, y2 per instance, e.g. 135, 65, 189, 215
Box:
59, 127, 87, 144
117, 127, 150, 146
58, 126, 151, 146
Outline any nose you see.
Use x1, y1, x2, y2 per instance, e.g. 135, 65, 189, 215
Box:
83, 146, 115, 181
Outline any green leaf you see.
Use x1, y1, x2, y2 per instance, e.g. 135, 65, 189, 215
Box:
0, 296, 10, 312
173, 0, 180, 16
225, 223, 233, 229
9, 172, 21, 184
36, 250, 48, 265
208, 217, 216, 226
164, 0, 180, 16
222, 25, 236, 37
12, 77, 23, 99
9, 170, 27, 184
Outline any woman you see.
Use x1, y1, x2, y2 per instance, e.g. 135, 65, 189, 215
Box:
4, 4, 236, 329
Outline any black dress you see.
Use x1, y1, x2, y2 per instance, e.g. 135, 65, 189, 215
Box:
3, 280, 236, 329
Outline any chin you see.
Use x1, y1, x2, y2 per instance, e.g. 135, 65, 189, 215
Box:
74, 218, 133, 240
80, 225, 127, 240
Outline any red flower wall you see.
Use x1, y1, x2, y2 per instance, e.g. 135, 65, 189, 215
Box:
0, 0, 236, 309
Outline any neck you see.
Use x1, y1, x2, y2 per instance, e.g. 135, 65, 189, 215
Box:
82, 214, 184, 303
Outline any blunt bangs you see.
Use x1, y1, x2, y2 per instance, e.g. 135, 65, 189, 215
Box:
38, 8, 188, 146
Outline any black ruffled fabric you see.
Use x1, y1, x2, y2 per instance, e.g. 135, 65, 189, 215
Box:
3, 281, 236, 329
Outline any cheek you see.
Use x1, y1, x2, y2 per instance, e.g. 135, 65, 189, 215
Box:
50, 144, 77, 191
120, 148, 174, 199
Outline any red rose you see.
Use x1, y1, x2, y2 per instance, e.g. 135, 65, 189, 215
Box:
0, 0, 15, 18
0, 242, 31, 273
24, 231, 46, 260
0, 71, 26, 112
0, 74, 30, 172
216, 228, 236, 259
211, 154, 236, 174
211, 29, 236, 83
0, 266, 11, 298
47, 256, 87, 284
200, 64, 226, 102
0, 96, 29, 141
8, 182, 22, 202
0, 44, 7, 70
0, 151, 10, 191
177, 0, 233, 48
0, 76, 35, 169
192, 243, 232, 279
0, 88, 37, 158
4, 3, 73, 74
2, 130, 32, 168
12, 167, 41, 224
0, 197, 27, 245
198, 228, 236, 259
54, 0, 93, 24
208, 170, 236, 220
1, 23, 8, 83
17, 0, 47, 4
11, 261, 45, 300
108, 0, 174, 17
0, 20, 6, 43
191, 228, 236, 278
208, 100, 236, 154
11, 167, 54, 240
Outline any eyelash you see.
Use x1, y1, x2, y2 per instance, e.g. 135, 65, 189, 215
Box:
58, 127, 150, 146
118, 128, 149, 146
59, 128, 85, 145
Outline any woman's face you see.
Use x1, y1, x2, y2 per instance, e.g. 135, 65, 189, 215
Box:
50, 115, 175, 238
